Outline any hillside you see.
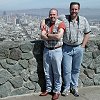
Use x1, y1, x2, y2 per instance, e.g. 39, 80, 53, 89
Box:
0, 8, 100, 20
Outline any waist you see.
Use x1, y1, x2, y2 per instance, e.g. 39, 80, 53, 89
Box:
64, 43, 82, 47
45, 45, 62, 50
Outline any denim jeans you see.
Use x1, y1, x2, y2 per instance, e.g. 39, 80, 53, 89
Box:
62, 44, 84, 90
43, 47, 62, 93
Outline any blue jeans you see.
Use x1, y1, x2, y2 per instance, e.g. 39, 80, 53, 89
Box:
62, 44, 84, 90
43, 47, 62, 93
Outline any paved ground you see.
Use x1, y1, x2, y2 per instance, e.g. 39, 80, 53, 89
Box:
0, 86, 100, 100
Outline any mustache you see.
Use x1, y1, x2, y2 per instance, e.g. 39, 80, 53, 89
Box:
50, 17, 56, 20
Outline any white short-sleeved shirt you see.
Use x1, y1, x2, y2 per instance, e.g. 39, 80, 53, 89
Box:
58, 15, 91, 45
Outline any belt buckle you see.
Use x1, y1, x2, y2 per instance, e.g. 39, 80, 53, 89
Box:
46, 46, 61, 50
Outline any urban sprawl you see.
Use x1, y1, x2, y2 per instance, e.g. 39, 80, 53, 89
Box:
0, 12, 100, 42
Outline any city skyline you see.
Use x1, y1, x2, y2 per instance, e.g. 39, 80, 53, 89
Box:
0, 0, 100, 11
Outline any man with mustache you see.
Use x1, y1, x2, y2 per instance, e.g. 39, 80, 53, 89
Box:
39, 8, 65, 100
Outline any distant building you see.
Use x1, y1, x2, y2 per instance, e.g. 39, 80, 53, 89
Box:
15, 18, 20, 24
3, 11, 6, 16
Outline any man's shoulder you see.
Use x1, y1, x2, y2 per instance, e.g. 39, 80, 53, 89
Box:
79, 15, 87, 20
58, 14, 70, 22
58, 14, 66, 20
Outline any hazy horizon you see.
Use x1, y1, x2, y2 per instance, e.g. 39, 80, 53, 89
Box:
0, 8, 99, 21
0, 7, 100, 12
0, 0, 100, 11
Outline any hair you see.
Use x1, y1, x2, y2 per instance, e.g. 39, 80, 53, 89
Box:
49, 8, 58, 16
70, 2, 80, 9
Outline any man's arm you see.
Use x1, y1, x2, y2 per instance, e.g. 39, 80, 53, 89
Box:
41, 30, 48, 40
41, 30, 49, 40
81, 33, 90, 48
40, 20, 45, 30
40, 18, 50, 30
40, 19, 49, 40
41, 20, 65, 41
47, 28, 64, 40
47, 21, 65, 40
81, 17, 91, 48
41, 28, 64, 41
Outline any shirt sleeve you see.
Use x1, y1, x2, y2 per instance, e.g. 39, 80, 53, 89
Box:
84, 17, 91, 34
58, 21, 66, 31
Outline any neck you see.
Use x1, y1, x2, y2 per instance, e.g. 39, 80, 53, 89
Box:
51, 21, 55, 24
71, 15, 78, 21
50, 20, 56, 25
50, 21, 55, 26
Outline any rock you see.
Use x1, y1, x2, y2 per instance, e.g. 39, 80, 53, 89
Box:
9, 76, 23, 88
9, 48, 22, 60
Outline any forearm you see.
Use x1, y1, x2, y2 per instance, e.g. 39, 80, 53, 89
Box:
40, 20, 45, 30
82, 33, 89, 48
47, 28, 64, 40
47, 33, 60, 40
41, 31, 48, 40
41, 35, 48, 40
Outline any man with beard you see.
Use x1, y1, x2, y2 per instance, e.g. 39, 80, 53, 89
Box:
39, 8, 65, 100
40, 2, 91, 97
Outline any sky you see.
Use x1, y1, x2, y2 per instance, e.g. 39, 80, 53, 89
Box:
0, 0, 100, 10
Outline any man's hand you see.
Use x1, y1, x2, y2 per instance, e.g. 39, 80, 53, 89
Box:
40, 20, 46, 30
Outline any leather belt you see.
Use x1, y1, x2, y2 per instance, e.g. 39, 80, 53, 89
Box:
45, 45, 62, 50
64, 43, 82, 47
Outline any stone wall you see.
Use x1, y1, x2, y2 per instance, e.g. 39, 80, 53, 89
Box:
0, 40, 45, 98
79, 37, 100, 87
0, 38, 100, 98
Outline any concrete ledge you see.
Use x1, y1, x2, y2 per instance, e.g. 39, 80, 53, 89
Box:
0, 86, 100, 100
